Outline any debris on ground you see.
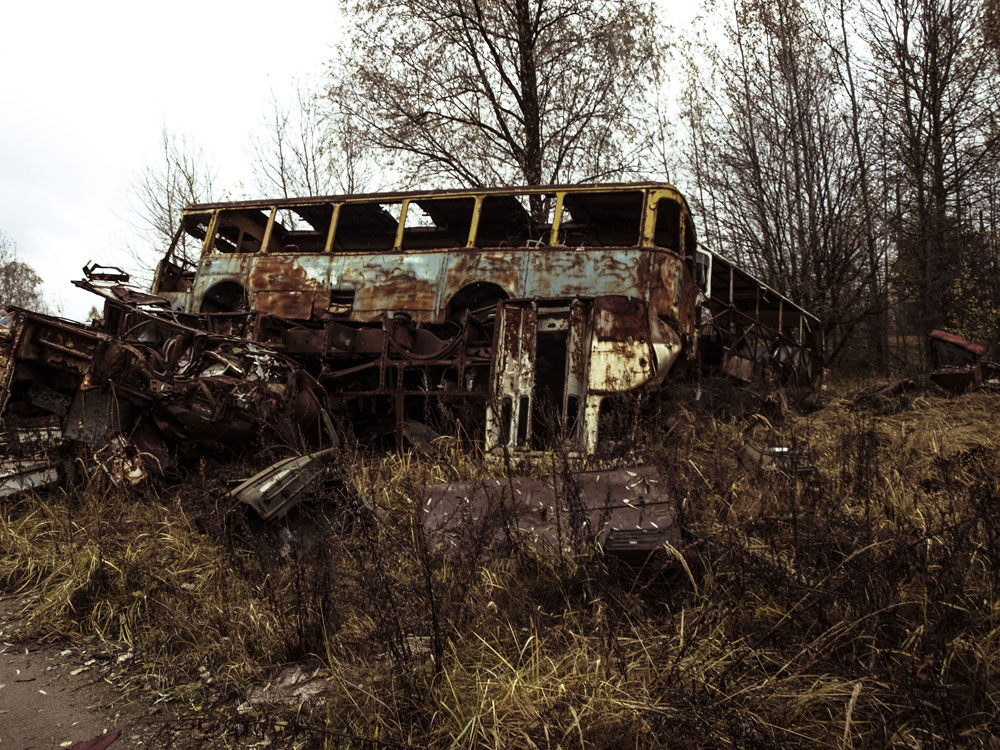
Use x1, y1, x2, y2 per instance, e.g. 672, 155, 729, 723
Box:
422, 466, 679, 564
928, 329, 1000, 393
230, 447, 342, 520
735, 415, 813, 476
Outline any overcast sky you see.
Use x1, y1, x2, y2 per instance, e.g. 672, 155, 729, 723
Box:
1, 0, 696, 322
0, 0, 343, 319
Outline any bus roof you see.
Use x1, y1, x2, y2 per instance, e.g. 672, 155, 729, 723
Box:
184, 181, 689, 212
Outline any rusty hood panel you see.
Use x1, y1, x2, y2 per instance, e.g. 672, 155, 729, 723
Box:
421, 466, 679, 560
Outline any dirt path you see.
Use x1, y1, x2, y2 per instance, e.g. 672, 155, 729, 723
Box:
0, 599, 134, 749
0, 598, 300, 749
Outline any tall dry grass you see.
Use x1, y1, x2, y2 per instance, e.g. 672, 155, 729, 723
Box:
0, 381, 998, 748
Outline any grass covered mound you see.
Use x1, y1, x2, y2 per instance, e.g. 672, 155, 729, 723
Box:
1, 382, 998, 748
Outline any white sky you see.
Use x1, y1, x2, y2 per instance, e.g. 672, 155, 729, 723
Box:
0, 0, 343, 320
0, 0, 699, 322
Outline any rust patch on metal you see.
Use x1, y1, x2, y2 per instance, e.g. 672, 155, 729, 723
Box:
249, 256, 326, 292
254, 290, 321, 320
354, 272, 438, 315
593, 296, 648, 342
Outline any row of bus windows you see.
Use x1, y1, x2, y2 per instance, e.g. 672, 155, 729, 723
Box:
177, 191, 688, 258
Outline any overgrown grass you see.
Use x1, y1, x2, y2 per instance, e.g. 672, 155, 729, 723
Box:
2, 381, 999, 748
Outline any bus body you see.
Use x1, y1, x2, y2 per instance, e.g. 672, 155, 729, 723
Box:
153, 183, 697, 334
149, 183, 703, 453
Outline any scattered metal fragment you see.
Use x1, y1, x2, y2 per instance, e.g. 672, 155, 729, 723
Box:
739, 417, 813, 475
0, 456, 61, 498
94, 436, 150, 486
739, 441, 812, 474
230, 447, 340, 520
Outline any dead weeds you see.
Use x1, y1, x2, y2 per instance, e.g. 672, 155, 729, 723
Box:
1, 383, 999, 748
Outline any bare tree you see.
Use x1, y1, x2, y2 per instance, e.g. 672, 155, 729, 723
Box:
863, 0, 1000, 339
129, 127, 217, 274
330, 0, 665, 196
253, 84, 332, 198
0, 230, 47, 312
251, 82, 382, 200
806, 0, 897, 368
679, 0, 1000, 366
680, 0, 879, 361
326, 109, 383, 195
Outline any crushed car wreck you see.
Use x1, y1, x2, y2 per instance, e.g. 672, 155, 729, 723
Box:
0, 183, 822, 529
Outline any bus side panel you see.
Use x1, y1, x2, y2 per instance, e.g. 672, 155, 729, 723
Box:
440, 249, 528, 315
250, 255, 337, 319
649, 253, 698, 339
189, 255, 256, 313
524, 249, 645, 300
349, 253, 444, 319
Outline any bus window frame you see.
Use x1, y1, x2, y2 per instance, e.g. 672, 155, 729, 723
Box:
647, 189, 692, 257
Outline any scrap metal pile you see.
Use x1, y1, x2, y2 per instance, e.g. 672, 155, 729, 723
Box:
928, 329, 1000, 393
0, 269, 331, 493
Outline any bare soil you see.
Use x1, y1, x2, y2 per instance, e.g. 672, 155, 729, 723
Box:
0, 598, 134, 749
1, 598, 300, 749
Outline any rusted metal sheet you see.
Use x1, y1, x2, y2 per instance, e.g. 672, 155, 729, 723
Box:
722, 353, 755, 382
353, 254, 441, 316
486, 302, 538, 449
523, 248, 643, 300
421, 466, 679, 562
929, 329, 985, 362
253, 290, 321, 320
250, 255, 330, 292
443, 251, 524, 310
650, 254, 697, 338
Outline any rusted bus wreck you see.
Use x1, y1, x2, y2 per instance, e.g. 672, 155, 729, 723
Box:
151, 183, 702, 454
149, 182, 821, 452
0, 182, 821, 494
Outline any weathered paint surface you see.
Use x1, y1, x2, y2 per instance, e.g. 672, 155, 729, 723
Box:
169, 184, 699, 332
187, 246, 680, 326
486, 296, 667, 455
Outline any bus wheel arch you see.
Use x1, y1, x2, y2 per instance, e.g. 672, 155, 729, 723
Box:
199, 281, 249, 313
445, 282, 509, 324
